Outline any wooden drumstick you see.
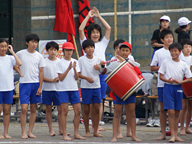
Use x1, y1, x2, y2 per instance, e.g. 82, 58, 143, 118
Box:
103, 59, 117, 65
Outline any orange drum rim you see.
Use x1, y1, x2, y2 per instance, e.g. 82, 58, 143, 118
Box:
122, 78, 145, 101
105, 61, 127, 83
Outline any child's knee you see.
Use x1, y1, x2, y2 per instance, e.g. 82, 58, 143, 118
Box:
21, 107, 28, 114
74, 108, 81, 116
129, 110, 136, 118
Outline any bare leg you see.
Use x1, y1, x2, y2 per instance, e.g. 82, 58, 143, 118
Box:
0, 104, 5, 139
83, 104, 91, 137
73, 103, 86, 140
61, 103, 72, 141
186, 100, 192, 134
156, 102, 166, 140
111, 104, 122, 142
28, 104, 37, 138
92, 103, 103, 137
126, 111, 132, 137
46, 105, 55, 136
117, 119, 123, 139
179, 99, 187, 135
3, 104, 12, 139
175, 110, 184, 142
168, 109, 176, 142
98, 100, 105, 131
125, 104, 141, 142
20, 104, 28, 139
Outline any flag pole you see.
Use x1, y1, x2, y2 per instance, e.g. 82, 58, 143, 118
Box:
72, 34, 79, 59
114, 0, 117, 56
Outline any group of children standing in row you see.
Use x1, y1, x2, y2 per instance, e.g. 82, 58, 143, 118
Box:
151, 15, 192, 142
0, 6, 192, 143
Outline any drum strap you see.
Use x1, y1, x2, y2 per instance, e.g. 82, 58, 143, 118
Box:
134, 66, 142, 75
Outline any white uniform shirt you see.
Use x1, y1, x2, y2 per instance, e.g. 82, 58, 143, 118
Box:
56, 58, 80, 91
80, 36, 109, 61
78, 56, 102, 88
111, 54, 135, 61
0, 55, 16, 91
158, 59, 192, 84
16, 49, 45, 83
42, 58, 59, 91
183, 55, 192, 67
150, 48, 171, 87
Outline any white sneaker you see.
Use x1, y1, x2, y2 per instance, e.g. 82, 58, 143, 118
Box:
89, 119, 92, 125
99, 121, 105, 125
153, 119, 160, 127
136, 118, 140, 124
146, 119, 156, 127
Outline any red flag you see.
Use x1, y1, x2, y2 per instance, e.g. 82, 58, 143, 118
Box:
78, 0, 94, 55
54, 0, 75, 44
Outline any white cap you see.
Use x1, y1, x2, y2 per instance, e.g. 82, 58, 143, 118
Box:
178, 17, 191, 26
159, 15, 171, 22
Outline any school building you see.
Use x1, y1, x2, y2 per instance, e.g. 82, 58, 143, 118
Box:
0, 0, 192, 67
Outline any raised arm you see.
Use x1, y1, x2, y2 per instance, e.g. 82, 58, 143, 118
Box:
93, 7, 111, 40
79, 9, 95, 40
9, 45, 22, 66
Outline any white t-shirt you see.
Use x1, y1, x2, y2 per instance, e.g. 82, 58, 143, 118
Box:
150, 48, 171, 87
158, 59, 192, 84
16, 49, 45, 83
80, 36, 109, 61
78, 56, 102, 88
56, 58, 80, 91
111, 54, 135, 61
42, 58, 59, 91
183, 55, 192, 67
0, 55, 16, 91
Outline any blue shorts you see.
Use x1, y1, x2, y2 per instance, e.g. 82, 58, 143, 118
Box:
42, 91, 61, 105
19, 83, 41, 104
99, 74, 108, 99
113, 95, 136, 105
183, 93, 188, 99
59, 91, 80, 105
163, 84, 183, 111
81, 88, 102, 104
158, 87, 164, 102
0, 90, 14, 104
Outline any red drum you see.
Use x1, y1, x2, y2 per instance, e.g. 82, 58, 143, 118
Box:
182, 77, 192, 99
105, 61, 145, 101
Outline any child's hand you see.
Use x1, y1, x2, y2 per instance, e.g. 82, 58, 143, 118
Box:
86, 77, 94, 83
88, 9, 95, 18
94, 64, 100, 71
116, 55, 125, 62
100, 61, 105, 66
8, 45, 14, 54
173, 79, 181, 84
68, 61, 73, 70
168, 78, 174, 84
36, 87, 42, 96
19, 72, 24, 77
53, 77, 59, 82
73, 61, 76, 69
93, 7, 100, 18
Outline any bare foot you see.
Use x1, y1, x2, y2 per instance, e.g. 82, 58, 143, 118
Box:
169, 136, 175, 143
74, 134, 86, 140
126, 132, 132, 137
132, 137, 142, 142
111, 137, 117, 142
21, 133, 28, 139
117, 133, 123, 139
4, 134, 12, 139
49, 131, 56, 136
62, 135, 72, 141
186, 129, 192, 134
93, 132, 103, 137
85, 132, 91, 137
28, 133, 36, 138
0, 134, 5, 139
98, 126, 106, 131
180, 129, 186, 135
175, 136, 185, 142
156, 134, 166, 140
58, 132, 71, 136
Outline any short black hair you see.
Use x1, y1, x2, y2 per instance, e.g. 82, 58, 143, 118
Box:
46, 41, 59, 51
87, 24, 102, 41
113, 39, 125, 49
82, 39, 95, 50
180, 38, 192, 47
169, 42, 182, 52
25, 34, 40, 43
159, 29, 174, 40
0, 38, 8, 44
